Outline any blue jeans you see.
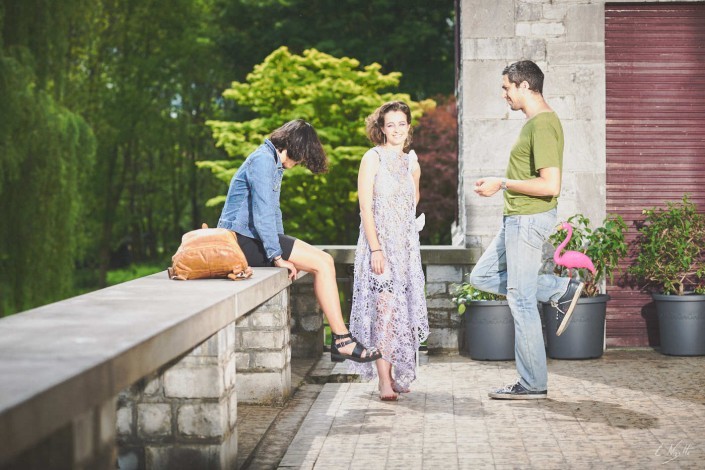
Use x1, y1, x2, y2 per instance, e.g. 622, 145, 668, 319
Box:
469, 208, 570, 391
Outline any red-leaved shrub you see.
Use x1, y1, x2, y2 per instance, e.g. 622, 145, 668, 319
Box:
413, 96, 458, 244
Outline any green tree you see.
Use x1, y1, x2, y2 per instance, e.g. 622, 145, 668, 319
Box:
71, 0, 229, 284
2, 0, 232, 313
204, 46, 434, 243
0, 0, 96, 316
214, 0, 455, 99
1, 0, 456, 315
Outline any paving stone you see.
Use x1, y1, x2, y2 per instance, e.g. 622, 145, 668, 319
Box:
269, 349, 704, 469
235, 349, 705, 469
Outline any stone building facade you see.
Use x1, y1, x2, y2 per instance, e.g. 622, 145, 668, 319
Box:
459, 0, 608, 248
457, 0, 705, 346
457, 0, 703, 248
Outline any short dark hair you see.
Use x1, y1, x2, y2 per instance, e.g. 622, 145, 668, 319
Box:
365, 101, 414, 151
503, 60, 544, 94
270, 119, 328, 174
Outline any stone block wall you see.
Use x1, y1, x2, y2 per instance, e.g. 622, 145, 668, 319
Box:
117, 323, 238, 470
4, 399, 117, 470
459, 0, 609, 250
234, 289, 292, 404
424, 264, 472, 354
117, 288, 291, 469
0, 269, 294, 470
289, 273, 323, 358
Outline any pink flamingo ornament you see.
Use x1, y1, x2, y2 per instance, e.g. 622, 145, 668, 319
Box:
554, 222, 596, 278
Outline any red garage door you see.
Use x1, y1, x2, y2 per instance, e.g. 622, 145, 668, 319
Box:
605, 3, 705, 346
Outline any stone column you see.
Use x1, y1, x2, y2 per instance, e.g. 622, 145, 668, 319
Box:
425, 264, 469, 354
3, 398, 117, 470
117, 322, 238, 470
234, 289, 292, 404
289, 274, 324, 359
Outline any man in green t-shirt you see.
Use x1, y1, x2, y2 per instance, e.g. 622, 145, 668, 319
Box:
470, 60, 584, 400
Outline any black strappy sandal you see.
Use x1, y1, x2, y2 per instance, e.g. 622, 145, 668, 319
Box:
330, 333, 381, 363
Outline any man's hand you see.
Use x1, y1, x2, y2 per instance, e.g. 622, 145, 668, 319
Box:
474, 177, 502, 197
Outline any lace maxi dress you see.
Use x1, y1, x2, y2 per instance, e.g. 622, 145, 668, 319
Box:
348, 147, 429, 390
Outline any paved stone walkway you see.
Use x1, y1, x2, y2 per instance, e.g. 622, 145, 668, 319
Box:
237, 357, 329, 469
262, 350, 704, 469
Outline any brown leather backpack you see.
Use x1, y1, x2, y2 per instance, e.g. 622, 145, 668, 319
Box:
168, 224, 253, 281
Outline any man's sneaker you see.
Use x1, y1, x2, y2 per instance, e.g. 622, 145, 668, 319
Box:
553, 279, 584, 336
488, 381, 547, 400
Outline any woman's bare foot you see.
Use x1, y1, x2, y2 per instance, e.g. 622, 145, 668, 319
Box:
392, 380, 410, 394
378, 381, 398, 401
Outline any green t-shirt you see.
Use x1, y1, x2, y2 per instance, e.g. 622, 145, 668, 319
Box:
504, 112, 564, 215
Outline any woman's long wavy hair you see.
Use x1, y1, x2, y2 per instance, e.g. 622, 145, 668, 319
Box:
365, 101, 413, 151
270, 119, 328, 174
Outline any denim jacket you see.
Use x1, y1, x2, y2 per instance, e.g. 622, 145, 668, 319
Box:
217, 139, 285, 260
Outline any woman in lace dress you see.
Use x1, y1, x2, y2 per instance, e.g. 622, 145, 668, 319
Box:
349, 101, 429, 401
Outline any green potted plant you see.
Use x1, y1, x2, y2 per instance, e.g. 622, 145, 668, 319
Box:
542, 213, 628, 359
451, 281, 514, 360
629, 194, 705, 356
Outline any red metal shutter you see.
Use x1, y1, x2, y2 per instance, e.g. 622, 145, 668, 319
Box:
605, 3, 705, 346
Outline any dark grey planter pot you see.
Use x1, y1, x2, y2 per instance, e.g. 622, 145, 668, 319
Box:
542, 294, 609, 360
653, 293, 705, 356
463, 300, 515, 361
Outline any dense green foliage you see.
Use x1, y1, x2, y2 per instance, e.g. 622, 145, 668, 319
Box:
451, 282, 506, 315
0, 0, 456, 316
74, 0, 230, 283
1, 0, 96, 314
205, 46, 434, 244
629, 195, 705, 295
106, 263, 167, 287
214, 0, 455, 99
1, 0, 229, 315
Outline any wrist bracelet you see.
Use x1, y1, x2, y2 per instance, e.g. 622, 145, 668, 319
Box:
370, 249, 382, 253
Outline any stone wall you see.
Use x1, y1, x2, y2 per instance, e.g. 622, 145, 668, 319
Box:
116, 289, 290, 470
234, 289, 292, 404
290, 273, 324, 358
4, 400, 117, 470
0, 269, 292, 470
458, 0, 703, 251
424, 264, 472, 353
1, 251, 477, 470
459, 0, 608, 250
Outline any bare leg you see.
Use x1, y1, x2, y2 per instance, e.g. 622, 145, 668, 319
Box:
288, 239, 374, 358
376, 359, 398, 400
374, 291, 398, 399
